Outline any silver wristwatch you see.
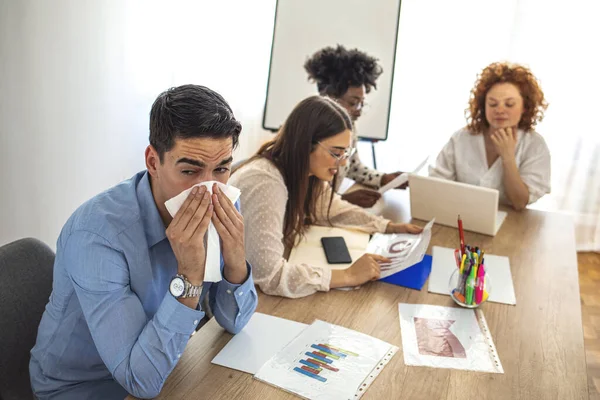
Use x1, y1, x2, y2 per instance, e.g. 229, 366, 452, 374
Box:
169, 274, 202, 299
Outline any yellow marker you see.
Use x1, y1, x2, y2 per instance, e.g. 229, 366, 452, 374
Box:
474, 253, 479, 268
460, 254, 467, 274
482, 290, 489, 302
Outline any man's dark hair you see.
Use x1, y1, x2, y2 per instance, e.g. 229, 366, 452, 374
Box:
149, 84, 242, 161
304, 45, 383, 98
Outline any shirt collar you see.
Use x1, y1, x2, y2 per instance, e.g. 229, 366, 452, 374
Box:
136, 171, 167, 247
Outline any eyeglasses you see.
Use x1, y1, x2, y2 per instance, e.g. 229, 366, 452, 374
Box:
317, 142, 356, 163
335, 97, 369, 112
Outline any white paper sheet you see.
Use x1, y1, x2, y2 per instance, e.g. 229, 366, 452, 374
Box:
365, 219, 434, 278
428, 246, 516, 305
398, 303, 503, 373
212, 313, 307, 374
164, 181, 241, 282
378, 156, 429, 194
378, 173, 408, 194
255, 320, 398, 400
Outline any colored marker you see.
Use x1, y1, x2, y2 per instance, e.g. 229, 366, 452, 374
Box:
459, 253, 467, 274
458, 215, 465, 255
465, 264, 477, 304
452, 289, 466, 303
475, 264, 485, 304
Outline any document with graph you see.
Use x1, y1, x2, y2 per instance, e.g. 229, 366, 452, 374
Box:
254, 320, 398, 400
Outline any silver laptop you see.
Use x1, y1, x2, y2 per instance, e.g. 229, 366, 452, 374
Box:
408, 175, 507, 236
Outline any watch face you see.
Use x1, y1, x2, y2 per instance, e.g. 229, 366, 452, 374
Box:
170, 277, 185, 298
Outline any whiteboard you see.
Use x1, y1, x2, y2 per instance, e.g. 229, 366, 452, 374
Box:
262, 0, 402, 141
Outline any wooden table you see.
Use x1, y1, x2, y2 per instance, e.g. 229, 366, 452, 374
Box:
130, 191, 588, 400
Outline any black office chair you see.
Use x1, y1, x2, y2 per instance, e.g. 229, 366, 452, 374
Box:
0, 238, 55, 400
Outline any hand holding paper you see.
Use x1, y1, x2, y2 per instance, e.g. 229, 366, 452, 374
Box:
378, 156, 429, 194
165, 181, 241, 283
331, 253, 391, 288
366, 219, 434, 278
378, 172, 408, 194
165, 185, 212, 286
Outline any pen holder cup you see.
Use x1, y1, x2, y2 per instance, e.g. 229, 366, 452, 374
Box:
448, 268, 492, 309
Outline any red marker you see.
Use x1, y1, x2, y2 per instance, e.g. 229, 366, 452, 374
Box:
458, 214, 465, 255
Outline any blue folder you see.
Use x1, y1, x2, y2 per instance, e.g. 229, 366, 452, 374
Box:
379, 254, 432, 290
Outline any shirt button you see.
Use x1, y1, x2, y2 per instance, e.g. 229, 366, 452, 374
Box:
226, 289, 232, 294
238, 312, 241, 317
193, 320, 198, 325
238, 291, 243, 296
177, 353, 181, 359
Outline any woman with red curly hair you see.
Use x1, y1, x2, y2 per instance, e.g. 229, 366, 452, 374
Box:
429, 62, 551, 210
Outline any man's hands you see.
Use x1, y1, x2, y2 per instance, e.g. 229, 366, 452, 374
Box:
166, 186, 212, 286
211, 184, 248, 284
166, 184, 248, 309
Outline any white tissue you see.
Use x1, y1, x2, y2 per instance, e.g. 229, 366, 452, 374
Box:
165, 181, 241, 282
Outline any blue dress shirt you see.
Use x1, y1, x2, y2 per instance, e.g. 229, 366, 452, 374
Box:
29, 171, 257, 399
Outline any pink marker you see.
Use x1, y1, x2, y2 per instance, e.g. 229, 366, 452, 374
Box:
475, 264, 485, 304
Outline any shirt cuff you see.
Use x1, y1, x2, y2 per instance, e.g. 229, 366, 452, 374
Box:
320, 267, 332, 292
372, 174, 384, 188
218, 262, 256, 310
155, 292, 205, 335
378, 218, 392, 233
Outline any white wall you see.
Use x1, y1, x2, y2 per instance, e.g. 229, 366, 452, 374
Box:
0, 0, 276, 247
368, 0, 600, 174
2, 0, 598, 250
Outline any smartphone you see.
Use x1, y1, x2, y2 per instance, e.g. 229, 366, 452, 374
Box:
321, 236, 352, 264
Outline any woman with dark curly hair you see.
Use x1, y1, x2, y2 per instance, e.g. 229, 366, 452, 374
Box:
429, 62, 551, 210
304, 45, 404, 208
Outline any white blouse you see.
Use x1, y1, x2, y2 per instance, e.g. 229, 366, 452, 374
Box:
429, 128, 551, 205
229, 158, 390, 298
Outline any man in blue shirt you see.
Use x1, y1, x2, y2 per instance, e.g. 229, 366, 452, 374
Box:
29, 85, 258, 399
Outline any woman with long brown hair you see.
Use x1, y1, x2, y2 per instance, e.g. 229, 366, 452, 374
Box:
229, 96, 422, 298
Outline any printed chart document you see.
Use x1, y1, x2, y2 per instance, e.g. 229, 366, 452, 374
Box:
255, 320, 398, 400
398, 303, 503, 373
366, 219, 434, 278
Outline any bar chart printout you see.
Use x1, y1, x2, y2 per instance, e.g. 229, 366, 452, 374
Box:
255, 320, 398, 399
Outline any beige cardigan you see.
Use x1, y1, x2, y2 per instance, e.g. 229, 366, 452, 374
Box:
229, 158, 390, 298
